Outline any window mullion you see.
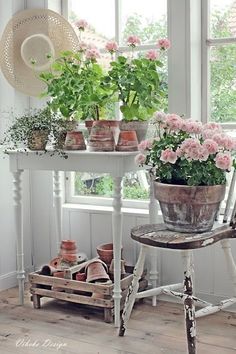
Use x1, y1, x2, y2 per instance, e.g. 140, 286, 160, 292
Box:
201, 0, 210, 123
115, 0, 121, 45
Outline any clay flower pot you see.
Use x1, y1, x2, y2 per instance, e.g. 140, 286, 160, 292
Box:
88, 120, 120, 151
85, 259, 110, 283
49, 257, 62, 269
96, 243, 114, 265
64, 131, 86, 150
28, 129, 49, 150
61, 240, 77, 250
119, 121, 148, 143
116, 130, 138, 151
53, 271, 65, 278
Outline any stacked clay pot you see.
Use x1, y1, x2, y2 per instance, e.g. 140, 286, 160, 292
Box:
116, 130, 138, 151
59, 240, 78, 263
64, 131, 86, 150
88, 120, 120, 151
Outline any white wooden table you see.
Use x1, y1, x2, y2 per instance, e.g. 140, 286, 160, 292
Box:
8, 149, 158, 327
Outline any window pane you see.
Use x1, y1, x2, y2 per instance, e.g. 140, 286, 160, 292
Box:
74, 172, 149, 200
69, 0, 115, 47
210, 44, 236, 122
121, 0, 167, 45
210, 0, 236, 38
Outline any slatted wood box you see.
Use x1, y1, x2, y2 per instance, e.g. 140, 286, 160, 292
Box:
28, 264, 147, 323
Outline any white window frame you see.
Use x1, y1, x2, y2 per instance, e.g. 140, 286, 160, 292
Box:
64, 0, 167, 208
202, 0, 236, 127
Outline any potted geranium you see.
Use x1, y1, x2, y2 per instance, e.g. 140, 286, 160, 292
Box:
136, 112, 236, 232
2, 107, 54, 151
104, 37, 170, 141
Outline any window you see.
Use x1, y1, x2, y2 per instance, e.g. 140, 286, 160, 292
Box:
65, 0, 167, 207
202, 0, 236, 125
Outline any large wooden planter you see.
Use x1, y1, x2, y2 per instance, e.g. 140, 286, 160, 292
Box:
154, 182, 226, 233
29, 264, 147, 323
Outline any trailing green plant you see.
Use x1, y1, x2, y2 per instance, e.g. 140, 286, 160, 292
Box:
2, 107, 53, 149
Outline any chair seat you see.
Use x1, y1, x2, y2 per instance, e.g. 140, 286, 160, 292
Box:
131, 223, 236, 250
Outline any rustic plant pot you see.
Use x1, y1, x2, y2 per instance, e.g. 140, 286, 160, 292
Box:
60, 240, 77, 250
59, 240, 78, 262
28, 130, 49, 150
88, 120, 120, 152
119, 121, 148, 143
75, 272, 86, 282
85, 259, 110, 283
116, 130, 138, 151
49, 256, 62, 269
96, 243, 114, 265
154, 182, 226, 233
64, 131, 86, 150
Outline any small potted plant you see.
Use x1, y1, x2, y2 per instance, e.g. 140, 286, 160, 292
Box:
104, 37, 170, 142
2, 106, 54, 150
135, 112, 236, 232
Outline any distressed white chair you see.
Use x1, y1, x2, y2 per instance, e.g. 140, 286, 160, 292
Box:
119, 171, 236, 354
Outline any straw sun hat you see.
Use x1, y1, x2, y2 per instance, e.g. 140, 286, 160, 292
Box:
0, 8, 79, 96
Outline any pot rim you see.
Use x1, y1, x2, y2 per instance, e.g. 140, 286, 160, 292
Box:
154, 181, 226, 189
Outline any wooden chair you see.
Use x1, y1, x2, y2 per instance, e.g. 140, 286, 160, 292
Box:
119, 171, 236, 354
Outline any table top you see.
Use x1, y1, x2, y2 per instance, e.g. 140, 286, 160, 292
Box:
7, 149, 141, 176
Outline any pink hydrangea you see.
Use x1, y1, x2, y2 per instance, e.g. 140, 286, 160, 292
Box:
75, 19, 88, 31
138, 139, 153, 151
181, 119, 202, 134
105, 41, 118, 53
85, 47, 100, 61
160, 148, 177, 164
135, 153, 146, 165
127, 35, 141, 47
165, 113, 183, 131
215, 152, 232, 170
157, 38, 171, 50
203, 139, 219, 154
146, 49, 159, 61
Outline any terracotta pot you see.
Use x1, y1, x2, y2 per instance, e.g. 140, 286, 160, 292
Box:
28, 130, 49, 150
109, 259, 126, 275
40, 265, 58, 276
85, 259, 110, 283
64, 131, 86, 150
85, 120, 94, 135
116, 130, 138, 151
75, 272, 86, 281
88, 120, 120, 151
96, 243, 113, 265
61, 253, 78, 263
154, 182, 226, 233
60, 240, 77, 250
119, 121, 148, 143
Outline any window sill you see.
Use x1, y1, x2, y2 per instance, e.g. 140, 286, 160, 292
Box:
63, 203, 152, 216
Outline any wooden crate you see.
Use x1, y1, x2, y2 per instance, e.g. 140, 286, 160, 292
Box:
28, 264, 147, 323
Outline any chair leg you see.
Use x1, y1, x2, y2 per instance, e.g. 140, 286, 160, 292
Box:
182, 250, 196, 354
119, 244, 148, 337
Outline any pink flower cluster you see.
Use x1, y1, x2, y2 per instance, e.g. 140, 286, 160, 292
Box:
105, 41, 118, 53
146, 49, 159, 61
127, 35, 141, 47
85, 47, 100, 61
136, 112, 236, 172
75, 19, 88, 31
157, 38, 171, 50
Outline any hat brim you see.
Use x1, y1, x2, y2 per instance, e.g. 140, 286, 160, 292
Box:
0, 8, 79, 97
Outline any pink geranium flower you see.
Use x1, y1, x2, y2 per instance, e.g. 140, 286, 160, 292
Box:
135, 153, 146, 165
105, 41, 118, 53
203, 139, 219, 154
215, 152, 232, 171
138, 139, 153, 151
165, 113, 183, 131
182, 119, 202, 134
160, 148, 177, 164
127, 35, 141, 47
146, 50, 159, 61
78, 41, 88, 52
85, 47, 100, 61
157, 38, 171, 50
75, 19, 88, 31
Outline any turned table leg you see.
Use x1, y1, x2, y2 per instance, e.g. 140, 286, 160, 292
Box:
13, 170, 25, 305
112, 176, 123, 327
53, 171, 63, 252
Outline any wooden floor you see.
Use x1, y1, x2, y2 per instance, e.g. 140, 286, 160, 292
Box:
0, 287, 235, 354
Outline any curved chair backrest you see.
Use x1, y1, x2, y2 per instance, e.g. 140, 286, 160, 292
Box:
222, 169, 236, 225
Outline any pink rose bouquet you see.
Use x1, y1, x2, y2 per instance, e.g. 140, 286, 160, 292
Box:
136, 112, 236, 186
